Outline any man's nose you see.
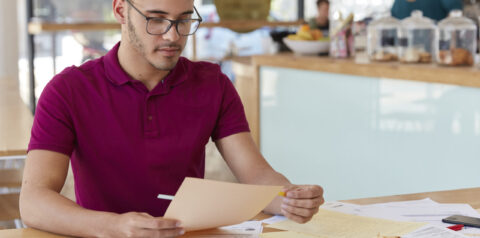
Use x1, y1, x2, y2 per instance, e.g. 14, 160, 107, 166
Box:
162, 24, 180, 42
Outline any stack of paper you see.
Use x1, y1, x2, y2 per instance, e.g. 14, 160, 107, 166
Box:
260, 198, 480, 238
321, 199, 480, 236
265, 209, 425, 238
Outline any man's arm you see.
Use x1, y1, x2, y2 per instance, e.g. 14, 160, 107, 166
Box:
20, 150, 184, 238
215, 132, 324, 223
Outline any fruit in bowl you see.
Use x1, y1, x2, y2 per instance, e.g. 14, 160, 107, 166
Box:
287, 25, 326, 41
283, 25, 330, 55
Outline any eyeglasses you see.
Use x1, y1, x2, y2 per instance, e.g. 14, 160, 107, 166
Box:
125, 0, 203, 36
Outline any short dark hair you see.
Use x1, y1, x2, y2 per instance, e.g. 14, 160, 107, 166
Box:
316, 0, 329, 7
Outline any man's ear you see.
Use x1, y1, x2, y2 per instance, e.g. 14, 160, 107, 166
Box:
113, 0, 127, 24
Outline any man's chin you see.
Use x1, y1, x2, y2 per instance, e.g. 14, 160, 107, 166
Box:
150, 58, 179, 71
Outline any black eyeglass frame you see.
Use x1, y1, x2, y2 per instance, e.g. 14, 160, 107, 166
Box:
125, 0, 203, 36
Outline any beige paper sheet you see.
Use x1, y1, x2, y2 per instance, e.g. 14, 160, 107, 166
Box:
267, 209, 426, 238
261, 231, 324, 238
164, 177, 283, 231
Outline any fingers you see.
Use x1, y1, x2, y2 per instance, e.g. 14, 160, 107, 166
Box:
134, 217, 182, 230
124, 212, 182, 231
281, 206, 318, 224
284, 185, 324, 200
282, 201, 320, 218
281, 184, 324, 224
116, 212, 185, 238
282, 196, 324, 209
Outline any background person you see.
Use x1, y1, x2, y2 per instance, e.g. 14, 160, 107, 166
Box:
308, 0, 330, 33
391, 0, 463, 21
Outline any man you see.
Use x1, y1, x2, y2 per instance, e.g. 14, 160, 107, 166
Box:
391, 0, 463, 21
19, 0, 324, 237
308, 0, 329, 32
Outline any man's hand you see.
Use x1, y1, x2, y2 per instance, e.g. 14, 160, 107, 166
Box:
280, 185, 324, 224
107, 212, 184, 238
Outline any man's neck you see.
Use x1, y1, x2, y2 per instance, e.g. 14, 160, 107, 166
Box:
117, 42, 170, 91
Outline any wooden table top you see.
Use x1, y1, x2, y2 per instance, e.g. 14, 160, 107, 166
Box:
344, 187, 480, 209
2, 187, 479, 237
0, 77, 33, 156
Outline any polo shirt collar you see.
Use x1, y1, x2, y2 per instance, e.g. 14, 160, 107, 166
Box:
104, 42, 188, 88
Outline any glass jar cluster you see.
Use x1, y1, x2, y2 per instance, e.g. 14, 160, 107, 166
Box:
367, 10, 477, 66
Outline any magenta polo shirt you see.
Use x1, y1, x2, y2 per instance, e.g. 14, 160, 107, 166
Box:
28, 42, 250, 216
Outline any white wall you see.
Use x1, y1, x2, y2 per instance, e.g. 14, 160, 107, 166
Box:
0, 0, 19, 80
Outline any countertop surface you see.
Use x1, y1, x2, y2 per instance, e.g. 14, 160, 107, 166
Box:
244, 53, 480, 89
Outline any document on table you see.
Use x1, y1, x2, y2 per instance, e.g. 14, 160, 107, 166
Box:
267, 209, 425, 238
183, 221, 263, 237
261, 227, 468, 238
260, 231, 322, 238
322, 199, 480, 235
402, 225, 468, 238
260, 215, 287, 225
163, 177, 283, 231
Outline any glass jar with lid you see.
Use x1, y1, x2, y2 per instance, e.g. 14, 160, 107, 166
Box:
367, 14, 400, 62
398, 10, 436, 64
437, 10, 477, 66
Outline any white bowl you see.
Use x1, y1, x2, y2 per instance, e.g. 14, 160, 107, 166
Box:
283, 38, 330, 55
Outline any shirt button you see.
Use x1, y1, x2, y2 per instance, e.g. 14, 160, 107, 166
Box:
148, 116, 153, 121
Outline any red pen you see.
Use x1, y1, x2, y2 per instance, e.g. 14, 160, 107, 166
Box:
447, 224, 464, 231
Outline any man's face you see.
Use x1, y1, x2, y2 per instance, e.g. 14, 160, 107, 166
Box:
125, 0, 194, 71
318, 2, 329, 19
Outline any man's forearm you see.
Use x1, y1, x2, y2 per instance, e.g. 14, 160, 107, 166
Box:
20, 187, 116, 237
241, 168, 291, 215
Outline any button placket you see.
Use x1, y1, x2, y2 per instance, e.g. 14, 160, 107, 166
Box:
144, 95, 158, 135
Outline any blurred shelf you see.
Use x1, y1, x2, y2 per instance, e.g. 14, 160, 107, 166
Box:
200, 20, 304, 31
28, 22, 120, 34
28, 20, 304, 34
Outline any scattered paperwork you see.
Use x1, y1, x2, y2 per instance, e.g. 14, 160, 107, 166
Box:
267, 209, 425, 238
261, 231, 321, 238
259, 198, 480, 237
183, 221, 263, 237
163, 177, 282, 231
261, 215, 288, 225
220, 221, 264, 234
402, 225, 468, 238
322, 199, 480, 235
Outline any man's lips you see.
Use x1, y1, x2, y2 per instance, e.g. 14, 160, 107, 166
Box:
156, 47, 180, 56
158, 47, 179, 51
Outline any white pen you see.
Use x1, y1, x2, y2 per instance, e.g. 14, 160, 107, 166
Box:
157, 194, 175, 200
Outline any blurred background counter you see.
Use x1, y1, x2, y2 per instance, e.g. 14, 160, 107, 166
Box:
233, 53, 480, 201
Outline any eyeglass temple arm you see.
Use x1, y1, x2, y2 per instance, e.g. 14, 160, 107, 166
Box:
194, 6, 203, 22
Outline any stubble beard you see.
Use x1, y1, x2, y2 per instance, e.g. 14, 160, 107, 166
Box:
127, 13, 182, 71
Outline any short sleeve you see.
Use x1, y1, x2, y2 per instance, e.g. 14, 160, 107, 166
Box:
211, 73, 250, 141
28, 74, 76, 156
